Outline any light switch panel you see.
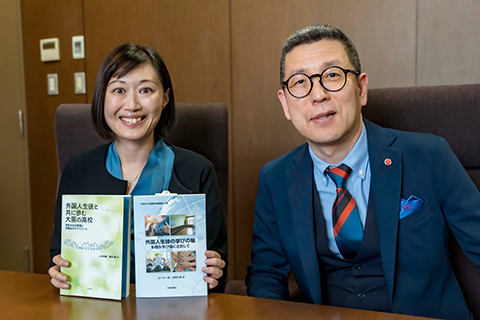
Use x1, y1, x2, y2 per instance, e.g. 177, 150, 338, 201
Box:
74, 72, 86, 94
47, 74, 58, 95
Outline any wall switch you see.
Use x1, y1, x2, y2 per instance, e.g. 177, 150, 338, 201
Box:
72, 35, 85, 59
74, 72, 86, 94
47, 74, 58, 95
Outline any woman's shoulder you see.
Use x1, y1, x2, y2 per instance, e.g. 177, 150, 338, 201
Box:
66, 143, 110, 169
59, 142, 125, 196
167, 143, 219, 194
169, 144, 213, 169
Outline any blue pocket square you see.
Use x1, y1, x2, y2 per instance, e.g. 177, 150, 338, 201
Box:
400, 195, 424, 219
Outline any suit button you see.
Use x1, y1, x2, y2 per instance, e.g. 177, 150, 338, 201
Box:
358, 292, 366, 299
354, 263, 362, 270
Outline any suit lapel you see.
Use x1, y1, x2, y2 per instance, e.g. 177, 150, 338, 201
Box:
365, 120, 402, 301
167, 148, 194, 194
168, 171, 193, 194
286, 144, 322, 303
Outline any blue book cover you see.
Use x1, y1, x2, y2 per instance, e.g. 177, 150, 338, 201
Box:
133, 193, 207, 297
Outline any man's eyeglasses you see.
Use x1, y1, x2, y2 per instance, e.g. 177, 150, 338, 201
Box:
282, 66, 360, 98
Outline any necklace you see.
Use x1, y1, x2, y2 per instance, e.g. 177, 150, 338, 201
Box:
123, 170, 142, 182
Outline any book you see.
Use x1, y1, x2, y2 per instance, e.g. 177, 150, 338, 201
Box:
133, 193, 207, 297
60, 194, 131, 300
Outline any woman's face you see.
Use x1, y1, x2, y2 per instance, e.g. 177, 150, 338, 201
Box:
104, 62, 169, 145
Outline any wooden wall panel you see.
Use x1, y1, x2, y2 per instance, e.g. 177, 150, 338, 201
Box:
83, 0, 231, 105
230, 0, 416, 279
0, 0, 31, 272
417, 0, 480, 86
21, 0, 87, 272
83, 0, 234, 275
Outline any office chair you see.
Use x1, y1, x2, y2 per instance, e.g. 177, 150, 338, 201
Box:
363, 84, 480, 320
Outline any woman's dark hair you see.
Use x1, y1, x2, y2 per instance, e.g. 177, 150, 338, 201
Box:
91, 43, 175, 140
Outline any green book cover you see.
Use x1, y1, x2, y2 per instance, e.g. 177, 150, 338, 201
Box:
60, 195, 131, 300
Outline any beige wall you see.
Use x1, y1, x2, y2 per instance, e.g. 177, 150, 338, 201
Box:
0, 0, 31, 271
17, 0, 480, 278
417, 0, 480, 85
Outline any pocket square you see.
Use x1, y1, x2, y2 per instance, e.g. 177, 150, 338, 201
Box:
400, 195, 424, 219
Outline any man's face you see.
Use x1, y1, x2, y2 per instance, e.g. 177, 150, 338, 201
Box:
278, 40, 368, 162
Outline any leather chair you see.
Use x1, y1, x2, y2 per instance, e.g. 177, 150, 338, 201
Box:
363, 84, 480, 320
54, 103, 228, 218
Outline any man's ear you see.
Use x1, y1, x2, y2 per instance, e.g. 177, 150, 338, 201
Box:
358, 73, 368, 107
278, 88, 292, 120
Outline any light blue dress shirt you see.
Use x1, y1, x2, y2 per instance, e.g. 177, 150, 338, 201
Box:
309, 122, 371, 259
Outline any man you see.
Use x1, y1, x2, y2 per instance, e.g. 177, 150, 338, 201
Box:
246, 24, 480, 320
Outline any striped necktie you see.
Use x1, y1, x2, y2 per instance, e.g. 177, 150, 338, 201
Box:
325, 164, 363, 260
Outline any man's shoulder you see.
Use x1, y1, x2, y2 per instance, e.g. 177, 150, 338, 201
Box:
365, 119, 442, 151
261, 143, 309, 175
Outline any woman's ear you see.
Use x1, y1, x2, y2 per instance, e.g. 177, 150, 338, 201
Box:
163, 88, 170, 109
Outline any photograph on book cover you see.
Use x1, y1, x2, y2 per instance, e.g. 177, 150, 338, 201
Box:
144, 214, 195, 236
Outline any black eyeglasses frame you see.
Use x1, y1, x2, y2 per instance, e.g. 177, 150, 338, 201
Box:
282, 66, 360, 98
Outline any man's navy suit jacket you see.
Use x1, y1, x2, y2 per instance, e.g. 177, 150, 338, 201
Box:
247, 119, 480, 319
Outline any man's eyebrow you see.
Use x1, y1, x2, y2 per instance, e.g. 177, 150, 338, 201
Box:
289, 59, 343, 75
322, 59, 342, 68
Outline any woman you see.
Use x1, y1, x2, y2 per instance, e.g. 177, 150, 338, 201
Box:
48, 43, 227, 292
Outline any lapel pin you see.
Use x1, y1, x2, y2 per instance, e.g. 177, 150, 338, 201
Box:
384, 158, 392, 166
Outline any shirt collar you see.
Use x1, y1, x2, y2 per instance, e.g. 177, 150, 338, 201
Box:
309, 122, 369, 187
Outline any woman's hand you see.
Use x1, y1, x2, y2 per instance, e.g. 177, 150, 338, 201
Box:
202, 250, 225, 290
48, 254, 70, 289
